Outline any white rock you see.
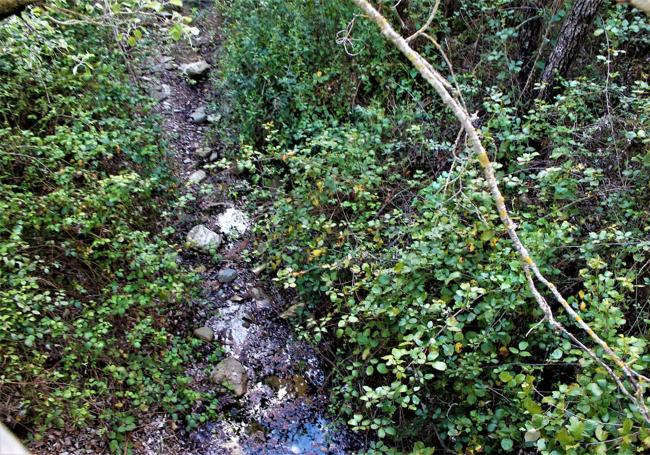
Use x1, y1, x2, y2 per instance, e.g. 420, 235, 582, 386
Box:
186, 225, 221, 252
196, 147, 212, 159
187, 170, 207, 185
190, 106, 208, 123
180, 60, 210, 78
150, 83, 171, 101
216, 208, 250, 237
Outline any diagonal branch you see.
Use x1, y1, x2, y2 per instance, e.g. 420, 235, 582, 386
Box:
350, 0, 650, 424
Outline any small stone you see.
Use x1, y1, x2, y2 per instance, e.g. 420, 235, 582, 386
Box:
193, 327, 214, 342
280, 302, 304, 320
292, 375, 309, 396
190, 106, 208, 124
181, 60, 210, 78
149, 56, 175, 73
187, 170, 207, 185
252, 264, 267, 275
217, 268, 238, 283
210, 357, 248, 397
196, 147, 212, 159
150, 83, 171, 101
209, 151, 219, 161
187, 225, 221, 252
250, 287, 271, 308
207, 113, 222, 124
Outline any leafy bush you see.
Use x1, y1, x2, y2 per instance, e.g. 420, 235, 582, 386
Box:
0, 10, 214, 448
218, 0, 650, 453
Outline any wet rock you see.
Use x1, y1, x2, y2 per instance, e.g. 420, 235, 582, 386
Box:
264, 375, 309, 397
246, 421, 266, 438
211, 357, 248, 397
216, 208, 250, 237
210, 306, 250, 353
196, 147, 212, 159
190, 106, 208, 124
149, 56, 175, 73
280, 302, 305, 320
217, 268, 238, 283
252, 264, 267, 275
181, 60, 210, 78
187, 225, 222, 252
292, 375, 309, 396
150, 83, 171, 101
187, 170, 207, 185
250, 287, 271, 308
264, 375, 283, 392
194, 326, 214, 342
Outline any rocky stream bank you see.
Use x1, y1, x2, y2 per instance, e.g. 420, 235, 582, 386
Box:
140, 5, 357, 455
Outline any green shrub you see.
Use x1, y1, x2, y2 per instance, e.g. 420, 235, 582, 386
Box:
0, 11, 215, 448
219, 0, 650, 453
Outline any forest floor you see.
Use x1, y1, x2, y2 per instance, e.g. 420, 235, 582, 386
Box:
132, 4, 356, 454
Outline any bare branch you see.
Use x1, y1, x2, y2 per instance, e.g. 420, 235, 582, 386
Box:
405, 0, 440, 43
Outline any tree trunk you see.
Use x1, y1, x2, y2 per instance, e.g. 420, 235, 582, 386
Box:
516, 1, 548, 89
0, 0, 36, 20
537, 0, 604, 100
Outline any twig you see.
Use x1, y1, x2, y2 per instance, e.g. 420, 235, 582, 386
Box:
405, 0, 440, 43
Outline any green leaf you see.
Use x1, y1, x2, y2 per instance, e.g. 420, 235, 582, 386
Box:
500, 438, 514, 451
432, 361, 447, 371
499, 371, 513, 382
587, 382, 602, 397
377, 363, 388, 374
524, 429, 540, 443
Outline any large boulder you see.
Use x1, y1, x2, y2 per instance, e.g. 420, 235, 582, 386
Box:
210, 357, 248, 397
180, 60, 210, 78
187, 225, 221, 252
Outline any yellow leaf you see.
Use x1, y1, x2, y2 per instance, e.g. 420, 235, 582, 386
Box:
310, 248, 326, 258
455, 342, 463, 354
578, 290, 585, 300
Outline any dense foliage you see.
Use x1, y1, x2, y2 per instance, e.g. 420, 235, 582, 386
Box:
0, 7, 213, 450
218, 0, 650, 453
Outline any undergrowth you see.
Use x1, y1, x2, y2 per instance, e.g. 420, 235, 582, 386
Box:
217, 0, 650, 453
0, 9, 216, 451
